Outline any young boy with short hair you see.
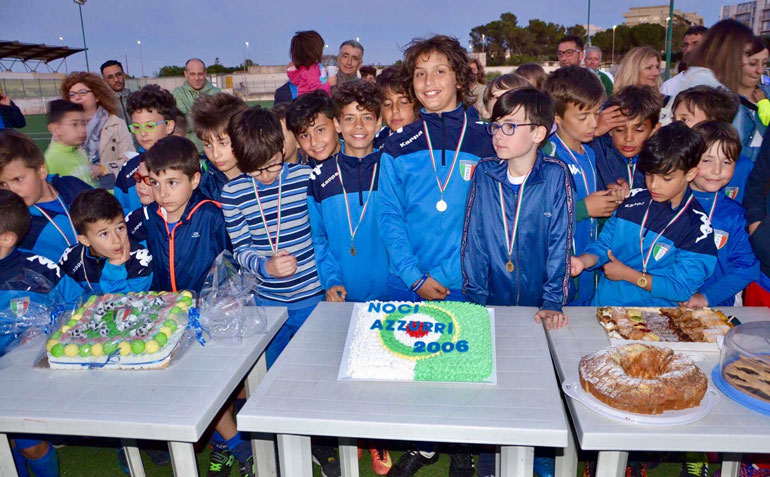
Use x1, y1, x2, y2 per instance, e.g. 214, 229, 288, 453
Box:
271, 103, 302, 163
286, 90, 341, 167
374, 65, 418, 148
115, 85, 181, 213
308, 80, 388, 302
44, 99, 95, 186
141, 136, 228, 293
191, 92, 248, 200
0, 130, 92, 263
0, 189, 61, 477
571, 122, 718, 306
545, 66, 618, 305
681, 121, 759, 307
672, 85, 753, 203
59, 189, 153, 294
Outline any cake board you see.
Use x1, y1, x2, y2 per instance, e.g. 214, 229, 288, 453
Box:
712, 365, 770, 417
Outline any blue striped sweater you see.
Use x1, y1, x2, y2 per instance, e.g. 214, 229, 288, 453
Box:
220, 163, 323, 306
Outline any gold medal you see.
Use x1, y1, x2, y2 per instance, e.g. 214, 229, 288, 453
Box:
335, 157, 377, 259
637, 274, 648, 288
350, 245, 356, 256
506, 260, 514, 273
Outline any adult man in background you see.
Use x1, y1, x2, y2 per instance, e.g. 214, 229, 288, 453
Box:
585, 46, 613, 96
172, 58, 221, 150
557, 35, 584, 68
101, 60, 131, 125
660, 26, 708, 96
335, 40, 364, 85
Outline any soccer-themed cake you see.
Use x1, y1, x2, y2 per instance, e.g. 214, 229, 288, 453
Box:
339, 301, 496, 383
45, 291, 193, 369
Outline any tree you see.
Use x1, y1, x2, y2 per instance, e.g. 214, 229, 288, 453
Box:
158, 65, 185, 77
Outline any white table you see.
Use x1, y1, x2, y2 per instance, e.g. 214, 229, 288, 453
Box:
0, 306, 287, 477
546, 306, 770, 477
237, 302, 573, 477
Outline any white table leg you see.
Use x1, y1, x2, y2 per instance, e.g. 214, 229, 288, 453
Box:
555, 424, 578, 477
245, 353, 268, 396
0, 433, 17, 477
722, 453, 742, 477
244, 353, 277, 477
495, 448, 501, 476
338, 437, 359, 477
121, 439, 146, 477
596, 451, 628, 477
276, 434, 312, 477
168, 441, 198, 477
500, 446, 534, 477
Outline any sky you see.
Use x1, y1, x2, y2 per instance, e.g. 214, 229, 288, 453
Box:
2, 0, 729, 76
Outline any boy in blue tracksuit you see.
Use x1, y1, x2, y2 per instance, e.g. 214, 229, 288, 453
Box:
671, 85, 754, 204
0, 190, 61, 477
308, 80, 388, 301
192, 93, 249, 200
681, 121, 759, 307
545, 66, 620, 305
0, 130, 92, 264
59, 189, 153, 294
572, 122, 717, 306
139, 136, 228, 293
376, 35, 495, 304
463, 88, 574, 326
286, 90, 342, 169
373, 65, 418, 149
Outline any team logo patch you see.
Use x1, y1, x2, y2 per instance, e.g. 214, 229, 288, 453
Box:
714, 229, 729, 249
724, 187, 739, 200
653, 243, 671, 261
10, 297, 30, 317
459, 160, 477, 181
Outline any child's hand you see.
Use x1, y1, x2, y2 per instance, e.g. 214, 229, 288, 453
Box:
584, 190, 623, 217
91, 164, 103, 178
595, 105, 626, 137
602, 250, 631, 281
265, 250, 297, 278
415, 277, 449, 301
748, 221, 761, 235
680, 293, 709, 308
570, 256, 586, 277
535, 309, 568, 330
326, 286, 347, 302
108, 242, 131, 266
607, 178, 630, 199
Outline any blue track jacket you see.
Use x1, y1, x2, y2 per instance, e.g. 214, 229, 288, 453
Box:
590, 135, 646, 191
461, 154, 576, 309
58, 240, 154, 294
114, 154, 143, 214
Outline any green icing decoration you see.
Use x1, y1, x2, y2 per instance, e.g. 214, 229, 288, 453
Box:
131, 340, 145, 354
86, 295, 97, 304
52, 331, 62, 339
51, 343, 65, 357
78, 344, 91, 357
67, 319, 78, 327
103, 342, 118, 355
169, 306, 182, 316
179, 296, 193, 306
87, 330, 99, 339
164, 319, 177, 331
154, 332, 168, 346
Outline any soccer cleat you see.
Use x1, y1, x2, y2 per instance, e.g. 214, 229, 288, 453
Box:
626, 462, 648, 477
311, 445, 341, 477
449, 452, 476, 477
369, 448, 392, 475
388, 450, 439, 477
238, 455, 255, 477
207, 446, 235, 477
582, 461, 595, 477
680, 462, 710, 477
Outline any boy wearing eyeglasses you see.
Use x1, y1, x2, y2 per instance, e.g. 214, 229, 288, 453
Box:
114, 85, 182, 214
43, 100, 95, 187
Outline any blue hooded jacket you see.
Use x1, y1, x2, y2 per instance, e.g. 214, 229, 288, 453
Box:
585, 188, 717, 306
590, 134, 646, 191
198, 157, 236, 201
143, 190, 229, 293
20, 175, 92, 262
376, 106, 495, 292
307, 150, 388, 301
692, 190, 759, 305
58, 240, 154, 294
114, 154, 143, 214
461, 154, 576, 309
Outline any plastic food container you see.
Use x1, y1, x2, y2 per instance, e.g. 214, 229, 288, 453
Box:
712, 322, 770, 415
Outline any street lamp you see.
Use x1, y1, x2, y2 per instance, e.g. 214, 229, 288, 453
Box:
587, 0, 592, 46
244, 41, 249, 68
481, 33, 486, 53
59, 36, 69, 74
73, 0, 89, 71
611, 25, 617, 66
137, 40, 144, 77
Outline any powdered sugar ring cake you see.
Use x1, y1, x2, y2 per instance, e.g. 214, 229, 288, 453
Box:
579, 343, 707, 414
45, 291, 193, 370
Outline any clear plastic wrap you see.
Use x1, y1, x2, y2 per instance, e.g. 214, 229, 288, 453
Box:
198, 251, 267, 343
35, 290, 203, 370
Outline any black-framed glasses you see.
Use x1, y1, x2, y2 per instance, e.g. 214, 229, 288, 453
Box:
129, 120, 168, 134
556, 49, 580, 58
254, 160, 284, 174
486, 122, 537, 136
133, 172, 151, 186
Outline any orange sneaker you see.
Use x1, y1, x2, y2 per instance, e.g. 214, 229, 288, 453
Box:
369, 448, 392, 475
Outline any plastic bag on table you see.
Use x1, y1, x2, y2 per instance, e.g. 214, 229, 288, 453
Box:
198, 251, 267, 343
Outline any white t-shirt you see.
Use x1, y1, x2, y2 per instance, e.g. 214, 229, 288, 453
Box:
507, 171, 527, 185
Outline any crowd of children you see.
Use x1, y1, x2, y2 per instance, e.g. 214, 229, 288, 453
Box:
0, 26, 768, 477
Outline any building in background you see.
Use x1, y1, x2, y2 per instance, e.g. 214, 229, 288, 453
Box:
720, 1, 770, 36
623, 6, 704, 27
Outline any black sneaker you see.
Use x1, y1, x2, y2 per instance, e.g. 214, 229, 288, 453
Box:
208, 446, 235, 477
238, 455, 255, 477
449, 452, 476, 477
388, 450, 439, 477
311, 445, 341, 477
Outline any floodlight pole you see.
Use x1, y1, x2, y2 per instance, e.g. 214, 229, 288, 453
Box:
74, 0, 89, 71
587, 0, 592, 46
664, 0, 675, 80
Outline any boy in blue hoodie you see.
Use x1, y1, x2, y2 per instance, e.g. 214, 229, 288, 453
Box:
0, 130, 92, 263
376, 35, 495, 305
545, 66, 622, 305
680, 121, 759, 307
286, 90, 342, 168
571, 122, 718, 306
0, 190, 61, 477
140, 136, 228, 293
308, 80, 389, 302
59, 189, 153, 294
374, 65, 418, 149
